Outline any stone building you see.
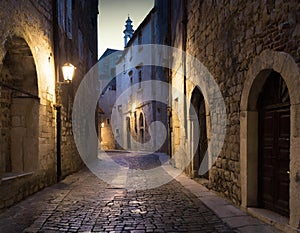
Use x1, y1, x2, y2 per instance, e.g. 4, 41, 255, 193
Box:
113, 6, 169, 153
168, 0, 300, 230
0, 0, 98, 211
98, 48, 122, 150
54, 0, 98, 178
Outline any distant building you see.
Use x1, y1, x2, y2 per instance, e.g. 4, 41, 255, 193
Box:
114, 6, 169, 153
98, 48, 122, 150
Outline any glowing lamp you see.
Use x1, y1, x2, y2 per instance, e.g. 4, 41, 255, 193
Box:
62, 63, 75, 82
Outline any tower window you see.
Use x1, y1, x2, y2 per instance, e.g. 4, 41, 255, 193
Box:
138, 70, 142, 88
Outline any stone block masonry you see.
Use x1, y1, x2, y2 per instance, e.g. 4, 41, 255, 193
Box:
184, 0, 300, 206
0, 0, 98, 212
170, 0, 300, 229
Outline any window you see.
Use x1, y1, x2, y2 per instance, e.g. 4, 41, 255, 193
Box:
66, 0, 72, 39
138, 32, 143, 51
129, 70, 133, 86
110, 78, 116, 90
134, 111, 137, 133
58, 0, 66, 30
78, 29, 83, 61
138, 32, 142, 45
81, 0, 85, 9
138, 70, 142, 89
58, 0, 72, 38
110, 68, 116, 77
88, 49, 93, 68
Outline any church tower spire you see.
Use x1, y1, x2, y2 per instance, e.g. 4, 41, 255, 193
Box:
123, 16, 134, 47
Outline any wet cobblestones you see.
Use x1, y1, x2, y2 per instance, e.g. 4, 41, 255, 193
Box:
1, 152, 234, 232
24, 171, 233, 232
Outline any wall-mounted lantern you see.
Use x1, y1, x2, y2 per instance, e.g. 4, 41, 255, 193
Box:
62, 63, 76, 83
101, 122, 105, 128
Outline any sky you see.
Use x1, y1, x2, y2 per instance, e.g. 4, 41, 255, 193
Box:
98, 0, 154, 58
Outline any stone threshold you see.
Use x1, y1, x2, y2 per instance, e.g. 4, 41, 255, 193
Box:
0, 172, 34, 183
247, 207, 300, 233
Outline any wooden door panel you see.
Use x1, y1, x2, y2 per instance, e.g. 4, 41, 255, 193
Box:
259, 72, 290, 217
260, 107, 290, 217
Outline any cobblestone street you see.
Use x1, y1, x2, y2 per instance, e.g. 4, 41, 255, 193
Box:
0, 152, 281, 233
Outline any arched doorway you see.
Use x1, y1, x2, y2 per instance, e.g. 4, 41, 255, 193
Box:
258, 71, 290, 216
190, 87, 208, 178
139, 113, 144, 144
0, 36, 39, 173
126, 117, 131, 149
240, 50, 300, 227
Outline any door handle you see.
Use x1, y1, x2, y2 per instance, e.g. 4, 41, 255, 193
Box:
287, 171, 290, 174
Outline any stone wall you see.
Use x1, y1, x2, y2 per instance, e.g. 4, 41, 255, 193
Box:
54, 0, 98, 177
0, 0, 98, 211
47, 0, 98, 179
184, 0, 300, 205
0, 0, 57, 211
55, 83, 83, 178
169, 1, 300, 228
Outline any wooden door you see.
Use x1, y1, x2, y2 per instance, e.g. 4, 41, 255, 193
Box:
260, 107, 290, 216
259, 71, 290, 217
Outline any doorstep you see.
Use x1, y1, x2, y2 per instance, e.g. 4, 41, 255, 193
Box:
175, 173, 284, 233
247, 207, 300, 233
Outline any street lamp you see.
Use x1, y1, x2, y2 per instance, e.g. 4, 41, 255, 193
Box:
62, 63, 76, 83
54, 62, 75, 182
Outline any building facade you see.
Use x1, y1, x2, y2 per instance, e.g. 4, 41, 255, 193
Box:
113, 7, 169, 153
168, 0, 300, 230
0, 0, 98, 211
98, 48, 121, 150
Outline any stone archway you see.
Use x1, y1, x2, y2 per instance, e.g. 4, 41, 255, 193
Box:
189, 86, 208, 178
240, 50, 300, 228
0, 36, 39, 174
257, 71, 290, 217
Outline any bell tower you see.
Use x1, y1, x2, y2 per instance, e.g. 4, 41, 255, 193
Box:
123, 16, 134, 47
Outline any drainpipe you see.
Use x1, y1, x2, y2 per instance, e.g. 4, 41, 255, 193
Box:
55, 105, 62, 182
52, 0, 62, 182
167, 0, 172, 158
182, 0, 187, 138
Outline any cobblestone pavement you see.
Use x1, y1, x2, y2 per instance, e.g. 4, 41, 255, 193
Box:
109, 152, 164, 170
0, 152, 234, 233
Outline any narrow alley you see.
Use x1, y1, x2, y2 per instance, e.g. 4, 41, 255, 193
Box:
1, 0, 300, 232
